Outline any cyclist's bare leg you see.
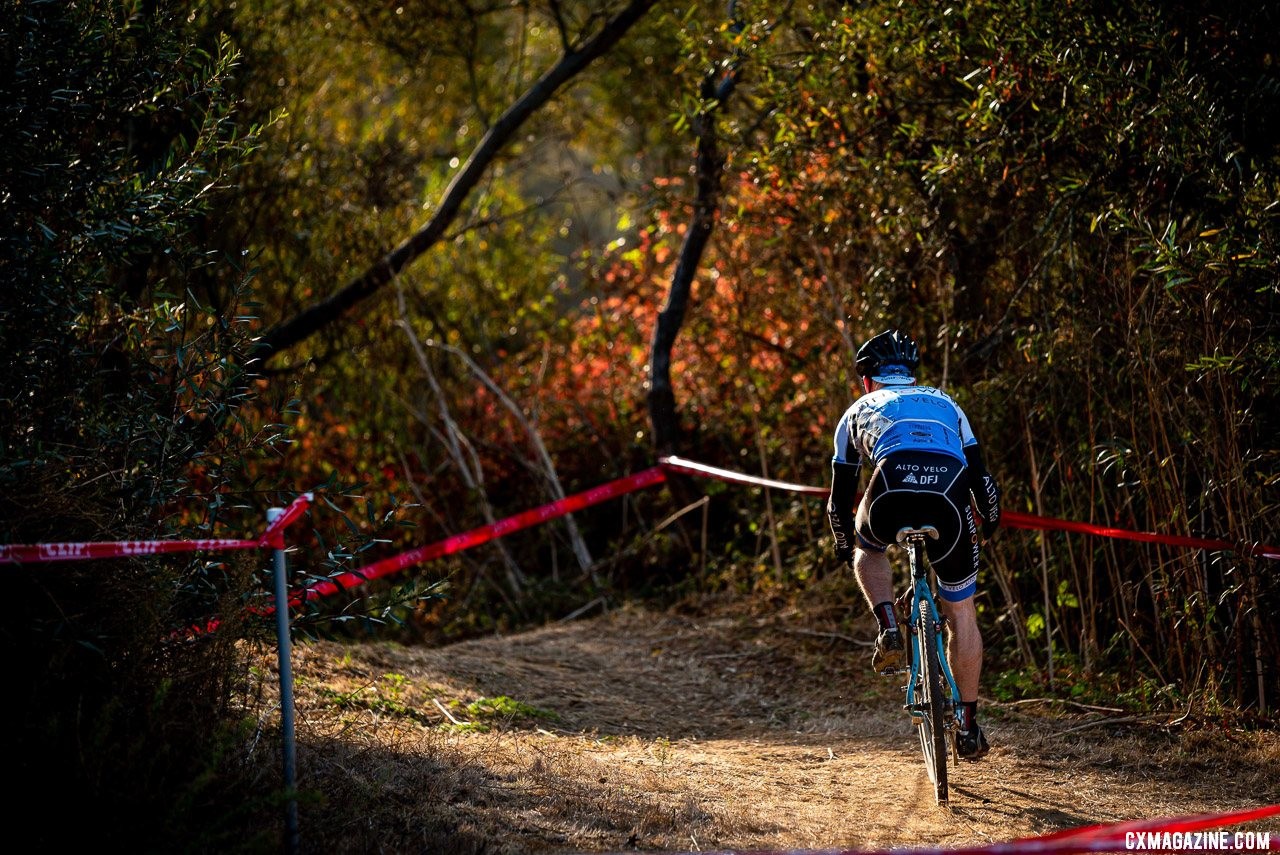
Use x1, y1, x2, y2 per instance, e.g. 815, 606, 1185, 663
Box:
937, 595, 982, 702
852, 492, 894, 609
853, 546, 894, 609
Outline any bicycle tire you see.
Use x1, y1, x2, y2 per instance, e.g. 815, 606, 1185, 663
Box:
917, 587, 949, 804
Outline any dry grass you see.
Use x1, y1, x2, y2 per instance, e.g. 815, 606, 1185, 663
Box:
231, 595, 1280, 854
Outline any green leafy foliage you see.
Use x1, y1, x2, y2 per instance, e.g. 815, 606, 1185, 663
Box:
461, 695, 560, 728
0, 1, 280, 848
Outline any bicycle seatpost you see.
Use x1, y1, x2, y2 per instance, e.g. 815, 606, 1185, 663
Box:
895, 525, 940, 544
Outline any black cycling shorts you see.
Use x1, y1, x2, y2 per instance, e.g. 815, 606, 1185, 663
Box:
855, 450, 980, 602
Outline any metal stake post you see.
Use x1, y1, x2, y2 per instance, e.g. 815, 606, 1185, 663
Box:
267, 507, 300, 855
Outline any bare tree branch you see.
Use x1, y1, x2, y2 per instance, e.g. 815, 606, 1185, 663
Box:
423, 337, 597, 582
253, 0, 659, 367
395, 285, 529, 595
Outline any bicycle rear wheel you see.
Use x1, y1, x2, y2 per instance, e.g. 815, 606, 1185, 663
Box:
917, 595, 949, 804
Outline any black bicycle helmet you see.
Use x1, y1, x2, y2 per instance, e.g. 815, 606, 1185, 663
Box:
855, 329, 920, 379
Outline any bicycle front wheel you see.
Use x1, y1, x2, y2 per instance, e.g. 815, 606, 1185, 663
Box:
917, 596, 949, 804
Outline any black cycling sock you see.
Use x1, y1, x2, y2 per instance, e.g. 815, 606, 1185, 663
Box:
873, 601, 898, 633
960, 700, 978, 731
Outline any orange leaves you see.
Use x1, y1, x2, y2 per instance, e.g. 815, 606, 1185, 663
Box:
517, 167, 846, 477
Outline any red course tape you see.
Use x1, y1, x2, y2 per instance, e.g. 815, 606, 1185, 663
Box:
654, 803, 1279, 855
8, 452, 1275, 600
260, 492, 315, 549
1000, 509, 1280, 560
287, 454, 1278, 608
0, 537, 262, 564
1, 493, 315, 565
297, 466, 668, 603
659, 456, 1280, 561
660, 455, 828, 496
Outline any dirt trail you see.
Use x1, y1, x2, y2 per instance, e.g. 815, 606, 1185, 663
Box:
272, 603, 1280, 854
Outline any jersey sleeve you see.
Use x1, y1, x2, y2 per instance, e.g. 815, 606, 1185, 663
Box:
962, 442, 1002, 536
827, 459, 861, 564
828, 406, 862, 563
832, 408, 858, 465
957, 403, 978, 448
954, 401, 1000, 535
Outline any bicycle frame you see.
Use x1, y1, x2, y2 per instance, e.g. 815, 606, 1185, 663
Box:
896, 527, 962, 767
901, 535, 963, 735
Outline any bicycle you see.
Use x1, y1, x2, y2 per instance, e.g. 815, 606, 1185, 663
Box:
892, 525, 963, 805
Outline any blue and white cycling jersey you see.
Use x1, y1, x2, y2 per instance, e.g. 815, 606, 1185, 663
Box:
832, 386, 977, 467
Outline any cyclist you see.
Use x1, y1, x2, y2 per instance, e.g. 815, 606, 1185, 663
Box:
827, 329, 1001, 760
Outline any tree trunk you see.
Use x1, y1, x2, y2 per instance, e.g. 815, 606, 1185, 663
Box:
648, 19, 743, 456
